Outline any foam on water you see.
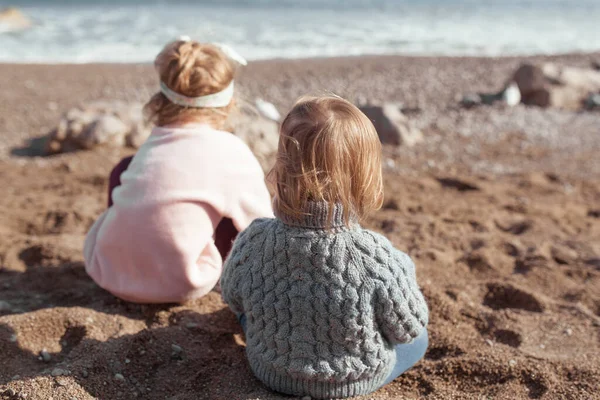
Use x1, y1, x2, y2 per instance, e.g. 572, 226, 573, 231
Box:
0, 0, 598, 63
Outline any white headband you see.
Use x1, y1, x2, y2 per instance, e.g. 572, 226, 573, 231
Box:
160, 80, 235, 108
159, 36, 247, 108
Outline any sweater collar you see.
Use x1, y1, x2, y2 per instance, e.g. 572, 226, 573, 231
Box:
276, 201, 357, 230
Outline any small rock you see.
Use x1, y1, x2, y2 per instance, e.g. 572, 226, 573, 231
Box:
79, 114, 128, 149
502, 82, 521, 106
485, 339, 494, 347
6, 389, 16, 396
0, 300, 11, 312
81, 369, 89, 378
9, 334, 17, 342
40, 349, 52, 362
359, 103, 424, 147
115, 373, 125, 381
125, 358, 131, 364
255, 98, 281, 122
302, 396, 312, 400
584, 93, 600, 110
48, 102, 59, 111
539, 344, 546, 349
460, 93, 482, 108
171, 344, 182, 353
565, 328, 573, 336
509, 359, 517, 367
51, 368, 66, 377
185, 323, 199, 329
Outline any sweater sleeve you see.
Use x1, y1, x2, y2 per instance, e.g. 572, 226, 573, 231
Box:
371, 235, 429, 344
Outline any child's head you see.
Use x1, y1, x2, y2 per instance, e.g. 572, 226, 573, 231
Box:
145, 39, 237, 128
269, 95, 384, 227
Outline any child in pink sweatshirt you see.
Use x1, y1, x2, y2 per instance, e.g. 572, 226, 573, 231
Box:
84, 38, 273, 303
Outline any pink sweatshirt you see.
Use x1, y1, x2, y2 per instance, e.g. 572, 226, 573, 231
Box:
83, 124, 273, 303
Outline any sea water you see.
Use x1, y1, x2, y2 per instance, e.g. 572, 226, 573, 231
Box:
0, 0, 598, 63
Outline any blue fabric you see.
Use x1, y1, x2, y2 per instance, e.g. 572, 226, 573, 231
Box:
238, 313, 247, 332
380, 328, 428, 387
238, 314, 426, 389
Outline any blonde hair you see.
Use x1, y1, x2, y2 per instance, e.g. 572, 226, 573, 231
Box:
144, 39, 236, 128
269, 95, 384, 227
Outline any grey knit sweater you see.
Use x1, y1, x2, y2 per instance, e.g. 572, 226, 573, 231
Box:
220, 203, 429, 399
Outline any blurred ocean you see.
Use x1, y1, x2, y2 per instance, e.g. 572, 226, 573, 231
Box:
0, 0, 598, 63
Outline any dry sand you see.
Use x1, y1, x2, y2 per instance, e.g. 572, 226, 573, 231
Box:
0, 54, 599, 399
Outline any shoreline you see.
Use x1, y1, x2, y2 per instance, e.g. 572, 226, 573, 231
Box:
1, 49, 599, 66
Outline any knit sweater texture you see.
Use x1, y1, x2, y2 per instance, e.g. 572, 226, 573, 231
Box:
221, 202, 429, 399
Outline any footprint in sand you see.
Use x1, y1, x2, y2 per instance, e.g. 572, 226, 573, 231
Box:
493, 329, 523, 348
483, 282, 545, 313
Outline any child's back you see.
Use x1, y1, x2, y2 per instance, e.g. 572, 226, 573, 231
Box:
84, 38, 272, 303
222, 96, 428, 399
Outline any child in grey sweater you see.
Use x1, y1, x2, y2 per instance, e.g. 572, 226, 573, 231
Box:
221, 95, 429, 399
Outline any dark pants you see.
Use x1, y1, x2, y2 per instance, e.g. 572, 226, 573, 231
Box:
108, 156, 239, 259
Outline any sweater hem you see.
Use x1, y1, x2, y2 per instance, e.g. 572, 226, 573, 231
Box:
251, 362, 392, 399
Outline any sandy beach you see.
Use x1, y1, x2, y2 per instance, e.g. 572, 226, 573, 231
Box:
0, 54, 599, 399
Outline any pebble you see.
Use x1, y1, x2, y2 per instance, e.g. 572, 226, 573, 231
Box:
485, 339, 494, 347
81, 369, 89, 378
171, 344, 183, 353
40, 349, 52, 362
115, 373, 125, 381
0, 300, 11, 311
125, 358, 131, 364
508, 359, 517, 367
460, 93, 482, 108
9, 334, 17, 342
302, 396, 312, 400
540, 344, 546, 349
51, 368, 67, 377
585, 93, 600, 109
565, 328, 573, 336
6, 389, 16, 396
185, 322, 199, 329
